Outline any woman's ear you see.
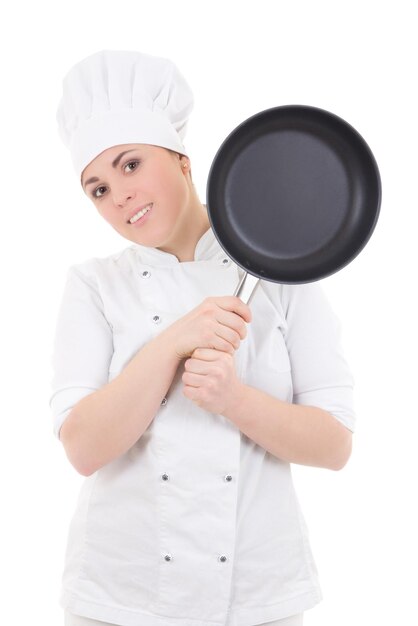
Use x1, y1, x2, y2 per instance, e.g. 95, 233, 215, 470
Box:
172, 150, 192, 182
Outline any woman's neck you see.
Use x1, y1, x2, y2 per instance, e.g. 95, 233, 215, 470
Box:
175, 203, 210, 263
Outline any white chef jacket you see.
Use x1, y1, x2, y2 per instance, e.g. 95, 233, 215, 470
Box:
49, 225, 355, 626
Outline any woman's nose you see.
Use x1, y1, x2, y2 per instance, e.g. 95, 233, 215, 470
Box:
113, 187, 136, 207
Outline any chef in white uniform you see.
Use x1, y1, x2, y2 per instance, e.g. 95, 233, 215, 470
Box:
50, 50, 355, 626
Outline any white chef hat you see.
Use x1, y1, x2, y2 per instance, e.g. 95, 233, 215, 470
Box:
56, 49, 194, 180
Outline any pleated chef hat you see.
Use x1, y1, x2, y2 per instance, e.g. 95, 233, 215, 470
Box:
56, 50, 194, 179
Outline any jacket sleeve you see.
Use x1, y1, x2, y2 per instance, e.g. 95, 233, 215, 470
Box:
48, 264, 114, 440
280, 281, 356, 432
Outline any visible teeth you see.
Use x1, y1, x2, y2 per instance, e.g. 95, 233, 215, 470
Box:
129, 204, 152, 223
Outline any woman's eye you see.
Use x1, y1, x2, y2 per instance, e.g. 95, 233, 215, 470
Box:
124, 159, 140, 172
91, 160, 140, 198
93, 186, 107, 198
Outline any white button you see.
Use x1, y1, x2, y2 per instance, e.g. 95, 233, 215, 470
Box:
152, 315, 162, 324
140, 269, 151, 279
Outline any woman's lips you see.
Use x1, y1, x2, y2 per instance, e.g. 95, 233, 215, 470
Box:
129, 203, 153, 227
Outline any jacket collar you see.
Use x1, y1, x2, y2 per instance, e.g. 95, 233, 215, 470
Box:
132, 224, 228, 267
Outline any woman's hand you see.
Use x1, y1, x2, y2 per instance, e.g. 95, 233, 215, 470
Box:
165, 296, 252, 361
181, 347, 243, 415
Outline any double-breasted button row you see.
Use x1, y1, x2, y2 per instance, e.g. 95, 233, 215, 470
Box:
140, 261, 231, 327
139, 259, 231, 280
160, 472, 233, 564
162, 553, 228, 563
139, 269, 161, 325
160, 473, 233, 482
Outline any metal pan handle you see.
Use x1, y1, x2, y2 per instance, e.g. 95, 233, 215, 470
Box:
233, 271, 259, 305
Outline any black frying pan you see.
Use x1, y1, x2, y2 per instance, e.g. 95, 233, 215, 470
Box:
206, 104, 381, 304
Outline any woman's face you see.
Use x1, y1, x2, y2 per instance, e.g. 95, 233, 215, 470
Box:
81, 143, 193, 251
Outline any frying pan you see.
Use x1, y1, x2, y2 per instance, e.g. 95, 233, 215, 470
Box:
206, 104, 381, 304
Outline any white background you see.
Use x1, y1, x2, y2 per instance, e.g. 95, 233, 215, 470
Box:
1, 1, 417, 624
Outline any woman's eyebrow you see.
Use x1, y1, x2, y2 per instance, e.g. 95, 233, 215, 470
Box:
83, 149, 138, 188
111, 149, 138, 169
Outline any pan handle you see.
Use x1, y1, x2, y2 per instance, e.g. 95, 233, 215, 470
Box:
233, 272, 259, 305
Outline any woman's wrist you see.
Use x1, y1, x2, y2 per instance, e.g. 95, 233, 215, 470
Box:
156, 327, 184, 364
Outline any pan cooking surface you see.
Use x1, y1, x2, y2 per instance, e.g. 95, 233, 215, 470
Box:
225, 130, 349, 257
207, 105, 381, 283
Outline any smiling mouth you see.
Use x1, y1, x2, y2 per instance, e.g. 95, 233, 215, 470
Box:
127, 203, 153, 224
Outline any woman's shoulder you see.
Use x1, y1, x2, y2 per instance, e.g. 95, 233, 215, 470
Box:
259, 278, 329, 320
68, 244, 139, 279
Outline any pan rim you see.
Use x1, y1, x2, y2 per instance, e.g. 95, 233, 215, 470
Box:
206, 103, 381, 284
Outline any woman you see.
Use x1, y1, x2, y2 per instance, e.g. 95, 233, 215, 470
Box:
50, 50, 355, 626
